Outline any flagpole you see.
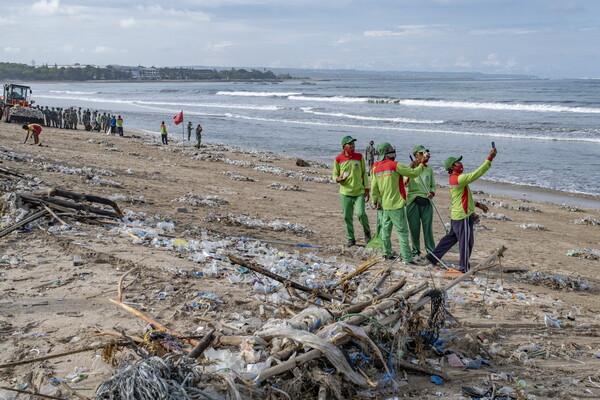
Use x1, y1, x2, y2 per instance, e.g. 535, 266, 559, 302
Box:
182, 111, 184, 141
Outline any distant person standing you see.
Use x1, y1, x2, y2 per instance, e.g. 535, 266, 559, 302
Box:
365, 140, 376, 174
332, 136, 371, 247
195, 123, 203, 148
160, 121, 168, 145
22, 123, 43, 146
187, 121, 193, 141
109, 115, 117, 135
116, 115, 124, 136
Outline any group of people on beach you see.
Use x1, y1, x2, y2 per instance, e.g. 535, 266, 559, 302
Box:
333, 136, 497, 274
36, 105, 124, 135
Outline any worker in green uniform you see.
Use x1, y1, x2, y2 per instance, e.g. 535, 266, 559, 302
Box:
370, 142, 427, 263
332, 136, 371, 248
405, 145, 436, 260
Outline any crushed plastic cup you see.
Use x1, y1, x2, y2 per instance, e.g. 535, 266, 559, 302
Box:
544, 315, 562, 328
73, 255, 83, 267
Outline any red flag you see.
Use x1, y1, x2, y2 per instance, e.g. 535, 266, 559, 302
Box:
173, 111, 184, 125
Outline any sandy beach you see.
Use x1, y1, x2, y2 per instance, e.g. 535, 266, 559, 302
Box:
1, 123, 600, 399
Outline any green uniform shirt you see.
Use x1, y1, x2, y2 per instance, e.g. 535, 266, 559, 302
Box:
405, 165, 436, 204
449, 159, 492, 220
371, 159, 424, 210
332, 152, 368, 197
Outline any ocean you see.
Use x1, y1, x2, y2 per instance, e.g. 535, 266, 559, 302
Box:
28, 78, 600, 197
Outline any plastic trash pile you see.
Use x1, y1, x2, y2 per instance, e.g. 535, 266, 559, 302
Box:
222, 171, 258, 182
518, 223, 548, 231
560, 204, 583, 212
522, 271, 593, 291
204, 213, 313, 235
481, 212, 513, 221
40, 162, 117, 177
566, 248, 600, 261
477, 198, 541, 213
171, 192, 229, 208
574, 216, 600, 226
267, 182, 305, 191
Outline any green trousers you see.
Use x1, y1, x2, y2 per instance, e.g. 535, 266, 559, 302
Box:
340, 193, 371, 242
407, 199, 435, 256
381, 207, 412, 262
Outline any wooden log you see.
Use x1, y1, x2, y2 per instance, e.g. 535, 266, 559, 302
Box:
187, 329, 216, 360
0, 386, 63, 400
31, 188, 123, 219
109, 299, 199, 347
0, 209, 48, 238
335, 256, 382, 286
228, 254, 346, 303
395, 359, 449, 381
334, 278, 406, 317
18, 193, 119, 218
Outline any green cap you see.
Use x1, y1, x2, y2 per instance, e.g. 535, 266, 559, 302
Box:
412, 145, 427, 154
376, 142, 392, 161
444, 156, 462, 171
341, 136, 356, 146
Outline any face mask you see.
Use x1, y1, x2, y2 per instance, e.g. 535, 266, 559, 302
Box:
345, 148, 355, 155
453, 164, 464, 174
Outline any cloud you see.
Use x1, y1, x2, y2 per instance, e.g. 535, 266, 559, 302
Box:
482, 53, 500, 66
61, 45, 74, 53
212, 41, 235, 52
470, 28, 539, 36
506, 57, 518, 68
93, 46, 112, 54
364, 25, 444, 37
30, 0, 60, 15
120, 18, 136, 28
4, 47, 21, 54
454, 56, 470, 68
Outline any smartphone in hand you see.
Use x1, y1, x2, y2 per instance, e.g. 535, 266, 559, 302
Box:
491, 141, 496, 148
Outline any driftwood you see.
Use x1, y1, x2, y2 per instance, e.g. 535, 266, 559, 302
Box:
0, 341, 130, 370
335, 256, 382, 286
256, 282, 430, 383
334, 278, 406, 316
0, 209, 48, 238
187, 329, 216, 360
31, 188, 124, 218
228, 254, 346, 303
0, 166, 26, 179
0, 386, 64, 400
19, 192, 120, 219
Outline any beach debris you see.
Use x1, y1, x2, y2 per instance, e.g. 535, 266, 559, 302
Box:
254, 164, 334, 184
171, 192, 229, 208
40, 162, 117, 177
296, 158, 310, 167
267, 182, 305, 191
481, 212, 513, 221
224, 158, 256, 168
108, 193, 146, 205
518, 223, 548, 231
521, 271, 593, 291
222, 171, 257, 181
86, 175, 123, 188
574, 216, 600, 226
560, 204, 583, 212
204, 212, 314, 235
477, 198, 541, 212
566, 248, 600, 261
17, 188, 124, 219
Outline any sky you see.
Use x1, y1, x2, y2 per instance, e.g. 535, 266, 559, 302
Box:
2, 0, 599, 78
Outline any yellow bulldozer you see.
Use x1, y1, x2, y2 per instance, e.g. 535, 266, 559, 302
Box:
0, 83, 45, 124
